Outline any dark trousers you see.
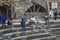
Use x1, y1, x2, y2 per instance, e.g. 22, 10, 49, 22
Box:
0, 20, 1, 24
2, 21, 6, 28
54, 13, 57, 20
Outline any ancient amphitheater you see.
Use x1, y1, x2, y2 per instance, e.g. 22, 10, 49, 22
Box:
0, 0, 60, 40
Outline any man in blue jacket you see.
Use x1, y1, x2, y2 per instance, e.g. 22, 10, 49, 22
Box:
1, 15, 7, 28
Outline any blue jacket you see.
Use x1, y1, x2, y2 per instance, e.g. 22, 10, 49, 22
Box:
21, 19, 25, 26
23, 16, 27, 22
1, 16, 7, 21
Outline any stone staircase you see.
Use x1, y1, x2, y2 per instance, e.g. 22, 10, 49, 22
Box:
0, 23, 60, 40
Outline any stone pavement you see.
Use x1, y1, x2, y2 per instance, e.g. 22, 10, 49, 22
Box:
49, 19, 60, 22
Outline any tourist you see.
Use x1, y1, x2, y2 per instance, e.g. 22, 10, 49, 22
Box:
54, 8, 58, 20
21, 18, 26, 35
49, 9, 54, 19
7, 18, 14, 28
30, 16, 36, 31
44, 15, 50, 25
1, 15, 7, 28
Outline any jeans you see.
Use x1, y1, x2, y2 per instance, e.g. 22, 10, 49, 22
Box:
22, 25, 26, 35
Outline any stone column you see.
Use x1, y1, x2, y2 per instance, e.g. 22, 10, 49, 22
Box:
10, 0, 14, 19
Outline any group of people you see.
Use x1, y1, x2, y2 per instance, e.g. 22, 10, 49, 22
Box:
0, 9, 58, 35
21, 15, 37, 35
21, 14, 51, 35
49, 8, 58, 20
0, 15, 14, 28
44, 8, 58, 25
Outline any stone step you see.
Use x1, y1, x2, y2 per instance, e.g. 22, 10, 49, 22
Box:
50, 28, 60, 32
40, 24, 60, 29
48, 28, 60, 36
0, 26, 59, 34
3, 27, 60, 36
0, 25, 60, 35
56, 35, 60, 40
49, 25, 60, 28
2, 29, 45, 39
9, 33, 50, 40
54, 31, 60, 35
57, 15, 60, 19
0, 27, 46, 35
31, 36, 56, 40
0, 27, 31, 34
0, 24, 60, 40
0, 24, 58, 34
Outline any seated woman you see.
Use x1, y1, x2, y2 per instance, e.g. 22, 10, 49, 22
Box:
7, 18, 14, 28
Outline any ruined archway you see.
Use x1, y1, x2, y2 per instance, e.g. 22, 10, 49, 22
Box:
25, 2, 47, 18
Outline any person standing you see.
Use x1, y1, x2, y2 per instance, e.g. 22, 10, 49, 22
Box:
54, 8, 58, 20
1, 15, 7, 28
49, 9, 54, 19
21, 18, 26, 35
49, 9, 52, 18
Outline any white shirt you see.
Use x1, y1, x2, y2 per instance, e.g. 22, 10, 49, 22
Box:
30, 17, 35, 21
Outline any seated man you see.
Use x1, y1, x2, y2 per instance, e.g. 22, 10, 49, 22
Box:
44, 16, 50, 25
